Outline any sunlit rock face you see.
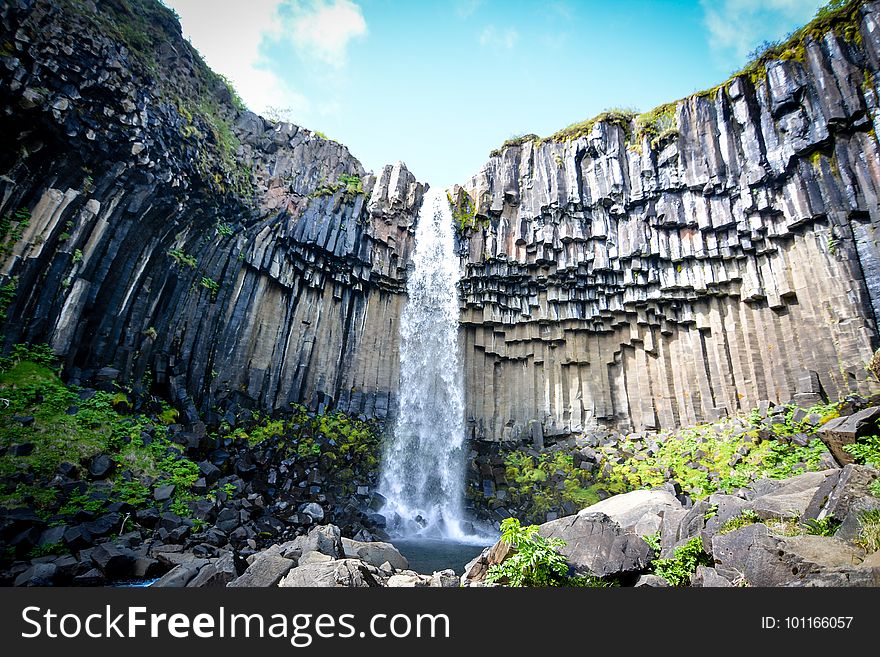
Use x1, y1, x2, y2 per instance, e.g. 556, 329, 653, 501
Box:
456, 2, 880, 439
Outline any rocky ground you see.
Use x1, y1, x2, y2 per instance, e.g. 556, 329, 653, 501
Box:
2, 345, 879, 587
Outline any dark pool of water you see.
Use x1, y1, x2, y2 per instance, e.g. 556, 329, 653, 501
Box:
391, 539, 489, 575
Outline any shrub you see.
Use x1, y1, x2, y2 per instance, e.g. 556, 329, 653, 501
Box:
843, 434, 880, 468
486, 517, 570, 587
856, 510, 880, 553
651, 537, 712, 586
802, 517, 841, 536
720, 509, 762, 534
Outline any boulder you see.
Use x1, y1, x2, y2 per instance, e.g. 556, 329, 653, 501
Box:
429, 569, 459, 587
283, 524, 344, 560
90, 543, 138, 579
633, 574, 670, 587
691, 566, 733, 587
14, 563, 57, 587
538, 513, 652, 577
214, 508, 240, 533
460, 547, 490, 585
342, 538, 408, 570
299, 502, 324, 522
152, 564, 199, 588
387, 573, 429, 587
577, 489, 682, 536
711, 523, 867, 586
747, 470, 834, 520
88, 454, 114, 479
227, 553, 296, 587
817, 407, 880, 466
298, 551, 333, 565
835, 497, 880, 543
278, 559, 382, 587
803, 464, 880, 524
72, 568, 105, 586
198, 461, 221, 484
153, 484, 175, 501
187, 554, 237, 587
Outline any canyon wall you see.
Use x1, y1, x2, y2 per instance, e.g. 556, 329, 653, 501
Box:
458, 1, 880, 440
0, 0, 420, 424
2, 0, 880, 442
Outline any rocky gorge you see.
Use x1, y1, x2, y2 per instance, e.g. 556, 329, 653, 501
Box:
1, 0, 880, 587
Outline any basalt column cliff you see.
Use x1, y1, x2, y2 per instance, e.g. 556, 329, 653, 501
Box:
1, 0, 880, 442
0, 0, 422, 425
457, 2, 880, 440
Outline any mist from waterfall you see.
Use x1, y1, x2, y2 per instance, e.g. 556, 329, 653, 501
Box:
378, 186, 475, 542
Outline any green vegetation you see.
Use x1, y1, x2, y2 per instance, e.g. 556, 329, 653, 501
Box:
634, 102, 678, 150
856, 510, 880, 553
867, 348, 880, 382
489, 133, 541, 157
501, 449, 602, 524
338, 174, 364, 196
446, 189, 486, 235
216, 223, 234, 237
0, 277, 17, 323
720, 509, 762, 534
486, 517, 570, 587
167, 248, 197, 268
227, 404, 381, 493
548, 108, 637, 144
843, 433, 880, 467
520, 0, 866, 158
0, 345, 383, 545
643, 530, 661, 553
597, 402, 838, 500
802, 516, 842, 536
0, 345, 210, 520
311, 174, 365, 200
651, 537, 712, 586
199, 276, 220, 296
56, 0, 253, 197
0, 207, 31, 259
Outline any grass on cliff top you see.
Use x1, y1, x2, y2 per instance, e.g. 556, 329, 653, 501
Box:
489, 0, 867, 156
55, 0, 252, 197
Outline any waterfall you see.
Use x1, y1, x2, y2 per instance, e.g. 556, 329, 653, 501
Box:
378, 185, 471, 540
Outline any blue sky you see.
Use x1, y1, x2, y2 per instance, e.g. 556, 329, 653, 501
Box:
163, 0, 826, 186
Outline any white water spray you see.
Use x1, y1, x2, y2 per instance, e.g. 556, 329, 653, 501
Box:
378, 186, 472, 540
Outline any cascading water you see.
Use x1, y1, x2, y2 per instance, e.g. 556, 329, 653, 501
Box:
378, 186, 472, 541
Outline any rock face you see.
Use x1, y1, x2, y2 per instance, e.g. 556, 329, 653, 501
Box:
1, 0, 880, 441
458, 2, 880, 438
0, 0, 421, 423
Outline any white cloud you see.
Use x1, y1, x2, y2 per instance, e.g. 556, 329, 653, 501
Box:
162, 0, 367, 122
162, 0, 310, 118
479, 25, 519, 50
701, 0, 825, 62
285, 0, 367, 67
